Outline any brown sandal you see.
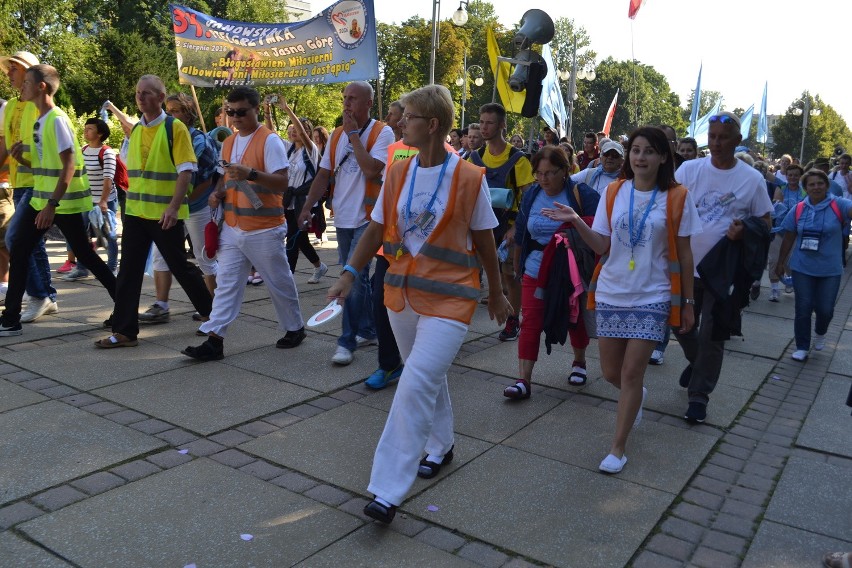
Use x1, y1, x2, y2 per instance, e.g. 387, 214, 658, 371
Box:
94, 334, 138, 348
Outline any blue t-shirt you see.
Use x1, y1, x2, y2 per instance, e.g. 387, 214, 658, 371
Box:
780, 196, 852, 277
523, 187, 571, 279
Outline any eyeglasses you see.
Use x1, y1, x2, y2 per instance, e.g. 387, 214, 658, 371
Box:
534, 170, 560, 179
709, 115, 738, 125
33, 121, 40, 144
400, 113, 431, 122
225, 108, 252, 117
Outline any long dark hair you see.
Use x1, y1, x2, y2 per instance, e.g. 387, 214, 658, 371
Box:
621, 126, 677, 191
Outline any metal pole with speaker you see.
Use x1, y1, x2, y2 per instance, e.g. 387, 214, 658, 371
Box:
494, 9, 554, 119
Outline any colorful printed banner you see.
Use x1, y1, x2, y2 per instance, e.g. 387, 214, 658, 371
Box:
170, 0, 378, 87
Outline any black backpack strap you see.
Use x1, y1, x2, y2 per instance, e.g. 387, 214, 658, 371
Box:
302, 147, 316, 180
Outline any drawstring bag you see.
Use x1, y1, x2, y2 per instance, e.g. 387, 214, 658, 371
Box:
202, 207, 221, 261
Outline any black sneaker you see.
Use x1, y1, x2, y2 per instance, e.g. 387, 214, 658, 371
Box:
276, 327, 306, 349
181, 339, 224, 361
499, 316, 520, 341
679, 364, 692, 388
684, 402, 706, 423
0, 319, 22, 337
749, 281, 760, 301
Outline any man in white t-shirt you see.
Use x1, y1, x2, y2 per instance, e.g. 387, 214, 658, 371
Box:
298, 81, 393, 365
570, 139, 624, 195
674, 111, 772, 424
829, 153, 851, 195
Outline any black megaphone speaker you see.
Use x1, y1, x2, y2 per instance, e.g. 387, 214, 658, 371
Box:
514, 9, 554, 50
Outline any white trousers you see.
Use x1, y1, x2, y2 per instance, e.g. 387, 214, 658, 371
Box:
152, 207, 217, 276
367, 302, 467, 505
199, 223, 303, 337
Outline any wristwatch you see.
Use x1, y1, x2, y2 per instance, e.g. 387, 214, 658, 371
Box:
47, 198, 60, 208
247, 168, 258, 181
684, 298, 696, 305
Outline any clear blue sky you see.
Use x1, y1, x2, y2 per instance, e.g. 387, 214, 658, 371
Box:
368, 0, 852, 125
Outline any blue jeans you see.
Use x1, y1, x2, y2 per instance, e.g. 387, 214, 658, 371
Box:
6, 188, 56, 301
73, 200, 119, 273
337, 224, 375, 351
792, 271, 841, 351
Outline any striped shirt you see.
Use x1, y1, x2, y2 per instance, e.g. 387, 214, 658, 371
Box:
82, 145, 118, 202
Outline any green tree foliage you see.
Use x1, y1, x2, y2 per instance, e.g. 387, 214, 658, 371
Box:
770, 93, 852, 163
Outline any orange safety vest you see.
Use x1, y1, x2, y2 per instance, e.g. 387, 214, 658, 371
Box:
587, 179, 688, 326
328, 119, 386, 217
382, 157, 485, 324
221, 125, 285, 231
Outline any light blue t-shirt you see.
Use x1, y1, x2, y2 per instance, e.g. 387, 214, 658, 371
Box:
780, 196, 852, 277
523, 187, 570, 279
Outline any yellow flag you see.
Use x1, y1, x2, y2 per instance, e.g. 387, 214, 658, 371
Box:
486, 27, 526, 113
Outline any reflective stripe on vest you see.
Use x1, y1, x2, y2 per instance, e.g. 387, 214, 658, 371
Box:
384, 272, 481, 300
29, 108, 91, 214
222, 202, 286, 217
127, 169, 180, 182
221, 126, 284, 231
125, 191, 174, 204
31, 167, 86, 178
419, 242, 481, 269
125, 118, 190, 220
32, 189, 91, 201
224, 180, 278, 194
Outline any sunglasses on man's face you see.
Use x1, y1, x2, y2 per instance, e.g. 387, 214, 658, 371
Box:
709, 115, 737, 125
225, 107, 252, 117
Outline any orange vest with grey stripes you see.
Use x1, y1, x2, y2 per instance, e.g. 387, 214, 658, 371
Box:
221, 126, 285, 231
328, 120, 386, 217
587, 179, 687, 326
382, 157, 485, 325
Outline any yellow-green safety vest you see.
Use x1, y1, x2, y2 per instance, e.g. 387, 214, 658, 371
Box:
30, 108, 91, 214
3, 97, 38, 188
125, 118, 189, 220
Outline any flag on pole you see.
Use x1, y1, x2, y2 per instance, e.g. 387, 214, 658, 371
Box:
688, 63, 702, 138
486, 27, 525, 114
539, 43, 567, 138
757, 81, 768, 144
693, 98, 723, 147
739, 105, 754, 141
628, 0, 645, 19
602, 89, 619, 137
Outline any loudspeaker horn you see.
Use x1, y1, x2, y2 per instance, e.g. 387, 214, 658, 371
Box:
514, 9, 554, 50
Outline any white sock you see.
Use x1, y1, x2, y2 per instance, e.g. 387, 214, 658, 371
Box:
425, 453, 445, 464
374, 496, 393, 507
0, 282, 7, 293
771, 282, 780, 292
155, 300, 169, 310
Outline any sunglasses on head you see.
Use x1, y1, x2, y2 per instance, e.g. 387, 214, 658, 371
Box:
225, 108, 251, 117
709, 115, 737, 125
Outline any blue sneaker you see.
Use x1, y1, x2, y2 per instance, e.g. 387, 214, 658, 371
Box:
365, 365, 403, 390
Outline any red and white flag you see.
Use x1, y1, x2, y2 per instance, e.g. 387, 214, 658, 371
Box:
602, 89, 619, 137
628, 0, 645, 19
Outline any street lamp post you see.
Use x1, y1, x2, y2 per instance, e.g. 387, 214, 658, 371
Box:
455, 50, 483, 128
557, 37, 595, 144
793, 93, 820, 164
430, 0, 468, 84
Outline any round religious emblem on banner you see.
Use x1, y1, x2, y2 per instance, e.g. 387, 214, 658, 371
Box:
327, 0, 368, 49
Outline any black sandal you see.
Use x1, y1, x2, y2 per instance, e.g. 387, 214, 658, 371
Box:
276, 327, 306, 349
363, 499, 396, 524
503, 381, 531, 400
417, 445, 454, 479
568, 369, 587, 386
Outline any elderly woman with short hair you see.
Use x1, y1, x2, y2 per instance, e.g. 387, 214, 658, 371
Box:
327, 84, 511, 524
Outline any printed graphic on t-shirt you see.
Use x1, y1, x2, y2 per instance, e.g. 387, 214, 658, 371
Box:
613, 201, 658, 249
340, 142, 360, 173
405, 189, 446, 238
695, 190, 730, 224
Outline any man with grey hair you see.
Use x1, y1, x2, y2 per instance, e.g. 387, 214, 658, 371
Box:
298, 81, 393, 365
674, 110, 772, 424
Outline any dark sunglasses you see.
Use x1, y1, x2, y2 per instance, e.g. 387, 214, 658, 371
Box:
225, 108, 251, 117
709, 115, 737, 125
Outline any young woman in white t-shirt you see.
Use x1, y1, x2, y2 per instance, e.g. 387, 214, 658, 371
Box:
543, 126, 701, 475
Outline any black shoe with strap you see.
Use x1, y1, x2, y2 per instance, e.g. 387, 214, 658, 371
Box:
363, 499, 396, 524
276, 327, 306, 349
181, 339, 224, 361
417, 445, 454, 479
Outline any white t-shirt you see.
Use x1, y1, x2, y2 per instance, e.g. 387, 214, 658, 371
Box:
284, 140, 320, 188
319, 120, 393, 228
34, 108, 74, 162
591, 181, 702, 306
371, 153, 497, 257
830, 170, 850, 195
676, 158, 772, 271
570, 166, 620, 195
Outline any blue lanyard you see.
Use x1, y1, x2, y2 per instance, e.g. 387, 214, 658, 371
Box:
402, 153, 450, 238
628, 183, 659, 269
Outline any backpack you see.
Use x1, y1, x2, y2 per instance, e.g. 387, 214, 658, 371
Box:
469, 146, 523, 208
83, 144, 129, 192
794, 199, 843, 226
189, 127, 219, 187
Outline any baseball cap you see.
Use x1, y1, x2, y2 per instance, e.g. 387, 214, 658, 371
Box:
0, 51, 39, 74
600, 140, 624, 156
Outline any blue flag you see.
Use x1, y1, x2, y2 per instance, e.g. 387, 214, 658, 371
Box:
694, 98, 722, 148
688, 63, 702, 138
757, 82, 768, 144
740, 105, 754, 141
539, 44, 567, 138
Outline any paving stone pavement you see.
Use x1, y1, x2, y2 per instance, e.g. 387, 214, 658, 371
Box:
1, 233, 851, 567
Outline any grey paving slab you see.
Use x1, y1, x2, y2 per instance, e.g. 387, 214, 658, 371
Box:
241, 402, 493, 496
408, 445, 673, 568
93, 362, 318, 435
226, 333, 376, 391
294, 524, 478, 567
0, 336, 199, 391
504, 401, 719, 492
764, 456, 852, 541
357, 372, 563, 444
742, 520, 852, 568
141, 315, 284, 356
0, 314, 92, 347
797, 374, 852, 458
0, 532, 72, 567
0, 378, 47, 412
828, 329, 852, 376
719, 312, 792, 359
642, 345, 773, 393
0, 401, 163, 505
19, 459, 362, 568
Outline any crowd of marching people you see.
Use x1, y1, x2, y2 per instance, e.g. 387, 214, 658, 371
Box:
3, 48, 852, 529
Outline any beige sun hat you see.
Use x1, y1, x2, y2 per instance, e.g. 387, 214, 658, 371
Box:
0, 51, 39, 74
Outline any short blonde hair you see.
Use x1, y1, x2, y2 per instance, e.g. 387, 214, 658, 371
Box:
138, 74, 166, 95
400, 84, 454, 138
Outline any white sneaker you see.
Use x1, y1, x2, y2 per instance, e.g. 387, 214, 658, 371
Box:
20, 297, 58, 323
634, 387, 647, 428
814, 334, 826, 351
769, 289, 780, 302
331, 345, 354, 365
356, 335, 377, 347
649, 350, 664, 365
791, 350, 808, 361
308, 262, 328, 284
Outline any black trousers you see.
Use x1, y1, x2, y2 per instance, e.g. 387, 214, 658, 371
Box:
284, 209, 320, 273
371, 255, 401, 371
112, 215, 212, 339
4, 205, 116, 323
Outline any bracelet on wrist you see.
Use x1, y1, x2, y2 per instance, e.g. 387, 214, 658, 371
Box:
341, 264, 359, 278
684, 298, 695, 305
347, 130, 360, 137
